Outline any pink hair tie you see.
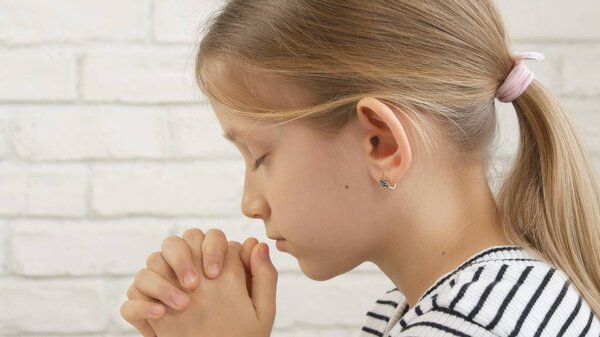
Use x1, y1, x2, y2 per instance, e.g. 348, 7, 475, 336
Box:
495, 51, 545, 103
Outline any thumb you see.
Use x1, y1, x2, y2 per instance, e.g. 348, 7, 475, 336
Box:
250, 242, 278, 323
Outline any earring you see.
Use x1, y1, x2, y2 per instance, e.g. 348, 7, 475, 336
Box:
379, 173, 397, 190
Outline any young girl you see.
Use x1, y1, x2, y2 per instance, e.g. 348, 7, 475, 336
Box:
120, 0, 600, 336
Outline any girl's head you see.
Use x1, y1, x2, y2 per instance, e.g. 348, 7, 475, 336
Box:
194, 0, 600, 314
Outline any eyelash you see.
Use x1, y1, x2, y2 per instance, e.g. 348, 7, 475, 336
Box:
251, 154, 267, 172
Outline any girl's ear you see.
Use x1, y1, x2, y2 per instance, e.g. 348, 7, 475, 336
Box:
355, 97, 413, 188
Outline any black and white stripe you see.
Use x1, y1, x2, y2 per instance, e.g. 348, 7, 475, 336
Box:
359, 245, 600, 337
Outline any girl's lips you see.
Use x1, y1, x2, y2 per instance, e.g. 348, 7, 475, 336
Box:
275, 239, 286, 250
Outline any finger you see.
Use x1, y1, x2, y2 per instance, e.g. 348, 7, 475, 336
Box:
220, 240, 247, 294
134, 268, 190, 310
182, 227, 206, 287
201, 228, 228, 279
161, 235, 200, 290
250, 242, 278, 325
120, 299, 164, 337
146, 251, 179, 285
240, 237, 259, 271
241, 237, 259, 295
127, 281, 153, 301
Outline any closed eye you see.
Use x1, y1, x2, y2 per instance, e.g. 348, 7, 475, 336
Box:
251, 154, 267, 172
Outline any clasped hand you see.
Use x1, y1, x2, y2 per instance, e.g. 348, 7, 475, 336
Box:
120, 228, 278, 337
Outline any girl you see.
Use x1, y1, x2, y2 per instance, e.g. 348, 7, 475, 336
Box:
121, 0, 600, 336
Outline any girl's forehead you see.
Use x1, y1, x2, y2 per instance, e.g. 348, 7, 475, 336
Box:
208, 61, 318, 143
213, 105, 281, 145
212, 60, 318, 111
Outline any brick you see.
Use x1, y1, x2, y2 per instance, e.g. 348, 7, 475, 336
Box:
8, 220, 168, 276
0, 164, 87, 216
108, 278, 145, 332
0, 278, 106, 333
0, 0, 150, 44
82, 48, 202, 103
276, 273, 394, 328
107, 278, 135, 331
0, 50, 77, 101
12, 104, 239, 161
13, 105, 169, 160
91, 162, 244, 216
0, 110, 11, 159
0, 221, 6, 276
153, 0, 224, 43
274, 327, 358, 337
561, 98, 600, 155
167, 104, 238, 159
563, 46, 600, 97
497, 0, 600, 41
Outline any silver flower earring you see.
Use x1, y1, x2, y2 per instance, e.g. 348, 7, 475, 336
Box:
379, 173, 396, 190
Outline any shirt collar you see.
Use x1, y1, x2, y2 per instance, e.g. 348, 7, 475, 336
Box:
416, 245, 533, 303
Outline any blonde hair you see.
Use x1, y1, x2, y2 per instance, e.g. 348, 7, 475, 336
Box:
194, 0, 600, 316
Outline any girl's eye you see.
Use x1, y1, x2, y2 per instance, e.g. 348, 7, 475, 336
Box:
251, 154, 267, 172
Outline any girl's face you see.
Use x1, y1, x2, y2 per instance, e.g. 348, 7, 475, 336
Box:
212, 105, 400, 281
207, 70, 512, 307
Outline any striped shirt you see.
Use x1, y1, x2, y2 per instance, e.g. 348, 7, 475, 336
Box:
360, 245, 600, 337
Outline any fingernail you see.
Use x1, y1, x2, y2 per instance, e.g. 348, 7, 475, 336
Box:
208, 263, 220, 277
259, 244, 269, 259
148, 305, 163, 316
184, 270, 197, 286
171, 292, 187, 307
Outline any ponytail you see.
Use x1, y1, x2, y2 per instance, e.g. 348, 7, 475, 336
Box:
496, 80, 600, 317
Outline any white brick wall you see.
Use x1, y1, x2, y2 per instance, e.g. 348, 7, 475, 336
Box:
81, 48, 201, 103
0, 0, 598, 336
0, 0, 151, 44
0, 50, 77, 101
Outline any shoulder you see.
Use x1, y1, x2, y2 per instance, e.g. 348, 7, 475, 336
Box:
361, 287, 408, 337
428, 260, 600, 337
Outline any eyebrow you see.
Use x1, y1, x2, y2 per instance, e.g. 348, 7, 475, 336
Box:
222, 129, 248, 144
222, 120, 269, 145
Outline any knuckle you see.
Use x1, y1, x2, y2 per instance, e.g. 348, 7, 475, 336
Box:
162, 286, 181, 304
